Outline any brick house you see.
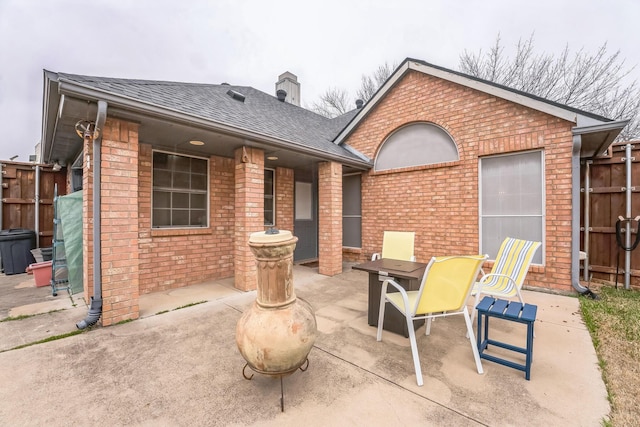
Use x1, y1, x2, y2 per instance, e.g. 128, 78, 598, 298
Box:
40, 58, 627, 326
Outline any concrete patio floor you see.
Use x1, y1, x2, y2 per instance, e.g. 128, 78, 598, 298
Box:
0, 265, 609, 426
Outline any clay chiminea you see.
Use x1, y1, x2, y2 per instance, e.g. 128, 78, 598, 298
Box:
236, 229, 317, 378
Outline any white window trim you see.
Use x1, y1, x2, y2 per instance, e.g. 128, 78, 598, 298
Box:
478, 149, 545, 265
264, 168, 276, 227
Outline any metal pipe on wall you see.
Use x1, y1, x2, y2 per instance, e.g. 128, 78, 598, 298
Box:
77, 100, 107, 329
571, 135, 590, 294
0, 163, 3, 229
583, 160, 591, 282
34, 165, 40, 248
625, 143, 632, 290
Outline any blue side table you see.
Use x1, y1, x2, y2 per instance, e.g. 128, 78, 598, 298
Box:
476, 296, 537, 380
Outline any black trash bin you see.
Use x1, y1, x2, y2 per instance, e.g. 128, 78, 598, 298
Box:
40, 247, 53, 261
0, 229, 36, 275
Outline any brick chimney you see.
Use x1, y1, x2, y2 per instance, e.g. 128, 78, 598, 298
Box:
275, 72, 300, 106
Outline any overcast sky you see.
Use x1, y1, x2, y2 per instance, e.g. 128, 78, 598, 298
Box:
0, 0, 638, 162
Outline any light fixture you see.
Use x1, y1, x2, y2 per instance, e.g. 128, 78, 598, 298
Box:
266, 155, 278, 161
52, 161, 62, 171
75, 120, 100, 140
189, 140, 205, 146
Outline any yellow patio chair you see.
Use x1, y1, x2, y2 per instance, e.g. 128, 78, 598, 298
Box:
371, 231, 416, 261
376, 254, 488, 386
469, 237, 542, 326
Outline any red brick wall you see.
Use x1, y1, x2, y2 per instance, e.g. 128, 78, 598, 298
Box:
112, 139, 294, 299
137, 145, 235, 295
344, 70, 575, 292
342, 247, 362, 263
136, 147, 293, 295
318, 161, 343, 275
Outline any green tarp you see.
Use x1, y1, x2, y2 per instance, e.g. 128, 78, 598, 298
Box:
57, 191, 83, 295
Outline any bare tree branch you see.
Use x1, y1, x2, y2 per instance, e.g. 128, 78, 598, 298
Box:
311, 61, 397, 118
308, 87, 351, 118
459, 34, 640, 140
356, 61, 396, 101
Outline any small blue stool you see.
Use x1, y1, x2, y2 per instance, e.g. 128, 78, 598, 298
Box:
476, 296, 537, 380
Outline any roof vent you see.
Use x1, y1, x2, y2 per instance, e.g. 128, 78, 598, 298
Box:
221, 82, 230, 85
355, 99, 364, 109
227, 89, 246, 102
276, 89, 287, 102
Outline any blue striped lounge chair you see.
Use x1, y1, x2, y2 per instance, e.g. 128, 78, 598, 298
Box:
469, 238, 541, 326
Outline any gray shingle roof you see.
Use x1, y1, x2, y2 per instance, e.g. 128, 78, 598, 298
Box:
56, 73, 368, 162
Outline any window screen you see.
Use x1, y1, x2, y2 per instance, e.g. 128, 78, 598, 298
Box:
343, 174, 362, 247
295, 182, 312, 220
375, 122, 458, 171
480, 150, 544, 264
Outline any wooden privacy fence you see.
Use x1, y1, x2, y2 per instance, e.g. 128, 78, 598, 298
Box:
0, 161, 67, 248
582, 141, 640, 289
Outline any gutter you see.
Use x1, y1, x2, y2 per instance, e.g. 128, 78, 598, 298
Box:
572, 120, 631, 136
573, 120, 630, 157
77, 100, 107, 329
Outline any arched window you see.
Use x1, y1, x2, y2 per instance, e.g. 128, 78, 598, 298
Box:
374, 122, 458, 171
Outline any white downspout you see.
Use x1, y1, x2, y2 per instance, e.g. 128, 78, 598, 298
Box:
572, 135, 591, 295
34, 165, 40, 248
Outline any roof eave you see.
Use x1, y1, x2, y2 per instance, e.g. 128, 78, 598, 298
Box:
54, 78, 371, 169
573, 120, 630, 158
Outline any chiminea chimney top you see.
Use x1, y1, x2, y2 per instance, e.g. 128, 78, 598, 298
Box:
276, 89, 287, 102
355, 99, 364, 109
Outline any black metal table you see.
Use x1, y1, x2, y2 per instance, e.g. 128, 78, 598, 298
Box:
353, 258, 427, 337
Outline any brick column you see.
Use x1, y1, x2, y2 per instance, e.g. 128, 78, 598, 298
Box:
234, 147, 264, 291
98, 119, 140, 326
318, 161, 343, 276
276, 167, 294, 232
